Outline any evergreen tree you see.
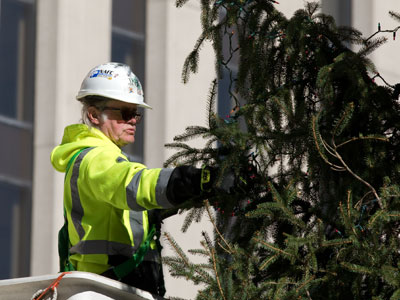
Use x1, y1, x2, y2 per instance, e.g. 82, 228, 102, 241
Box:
162, 1, 400, 299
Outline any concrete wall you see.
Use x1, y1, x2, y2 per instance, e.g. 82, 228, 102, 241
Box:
145, 1, 215, 168
352, 1, 400, 84
145, 1, 215, 298
31, 0, 112, 275
278, 0, 308, 17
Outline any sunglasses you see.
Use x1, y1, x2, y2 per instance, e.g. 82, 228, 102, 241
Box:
101, 106, 142, 123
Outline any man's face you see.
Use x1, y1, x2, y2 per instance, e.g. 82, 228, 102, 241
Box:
96, 100, 140, 147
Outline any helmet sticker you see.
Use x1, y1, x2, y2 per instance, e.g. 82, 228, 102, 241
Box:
128, 75, 143, 95
89, 69, 115, 80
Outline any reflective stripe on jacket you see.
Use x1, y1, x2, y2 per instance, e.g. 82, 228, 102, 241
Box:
51, 124, 173, 273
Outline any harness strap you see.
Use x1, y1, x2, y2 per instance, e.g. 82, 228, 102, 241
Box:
58, 220, 75, 272
65, 149, 87, 178
112, 224, 157, 280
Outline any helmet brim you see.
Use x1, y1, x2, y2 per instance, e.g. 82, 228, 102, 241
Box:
76, 92, 152, 109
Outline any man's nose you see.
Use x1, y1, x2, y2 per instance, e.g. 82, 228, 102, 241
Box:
127, 116, 137, 124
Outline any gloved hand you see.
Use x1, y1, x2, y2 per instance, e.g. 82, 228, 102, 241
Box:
165, 162, 258, 206
201, 162, 258, 195
166, 166, 202, 205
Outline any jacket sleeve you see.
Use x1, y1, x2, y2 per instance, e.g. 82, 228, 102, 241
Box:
123, 153, 206, 206
81, 148, 176, 211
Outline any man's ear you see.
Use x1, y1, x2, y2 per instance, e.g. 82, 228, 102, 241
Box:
87, 106, 101, 125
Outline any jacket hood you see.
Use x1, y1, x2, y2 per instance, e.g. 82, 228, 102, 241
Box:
51, 124, 120, 172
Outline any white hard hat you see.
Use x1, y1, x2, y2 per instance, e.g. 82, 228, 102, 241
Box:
76, 62, 152, 109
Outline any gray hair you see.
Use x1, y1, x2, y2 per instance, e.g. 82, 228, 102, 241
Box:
79, 96, 109, 128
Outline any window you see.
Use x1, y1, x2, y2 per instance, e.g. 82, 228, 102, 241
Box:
112, 0, 146, 163
0, 0, 35, 279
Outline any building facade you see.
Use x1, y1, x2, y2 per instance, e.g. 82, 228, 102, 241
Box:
0, 0, 399, 299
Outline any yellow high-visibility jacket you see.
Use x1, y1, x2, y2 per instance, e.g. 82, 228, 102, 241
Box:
51, 124, 174, 274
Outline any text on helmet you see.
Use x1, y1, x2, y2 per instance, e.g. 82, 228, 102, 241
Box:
90, 69, 118, 80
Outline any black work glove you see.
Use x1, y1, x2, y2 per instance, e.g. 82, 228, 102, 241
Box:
201, 164, 257, 194
166, 166, 202, 205
165, 163, 258, 206
165, 166, 219, 207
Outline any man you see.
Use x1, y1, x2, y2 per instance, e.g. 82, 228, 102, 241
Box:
51, 62, 214, 296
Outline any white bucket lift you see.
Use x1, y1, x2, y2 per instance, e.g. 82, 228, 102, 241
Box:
0, 271, 164, 300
